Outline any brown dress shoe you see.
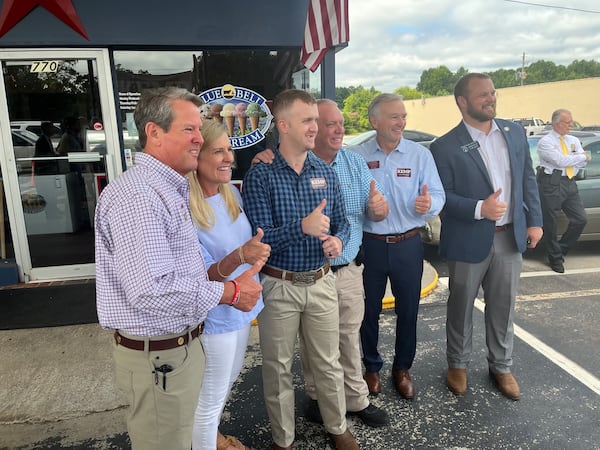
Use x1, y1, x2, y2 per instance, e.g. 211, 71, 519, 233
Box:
489, 370, 521, 401
330, 429, 360, 450
392, 369, 415, 399
217, 435, 249, 450
363, 371, 381, 395
446, 368, 467, 395
271, 443, 292, 450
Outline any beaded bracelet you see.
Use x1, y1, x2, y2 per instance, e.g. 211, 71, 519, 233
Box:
229, 279, 241, 306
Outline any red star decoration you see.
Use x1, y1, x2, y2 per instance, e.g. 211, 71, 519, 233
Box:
0, 0, 89, 40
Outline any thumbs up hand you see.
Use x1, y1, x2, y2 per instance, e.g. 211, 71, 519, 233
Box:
414, 184, 431, 215
240, 228, 271, 266
230, 261, 263, 311
367, 180, 389, 221
481, 188, 507, 221
302, 199, 330, 238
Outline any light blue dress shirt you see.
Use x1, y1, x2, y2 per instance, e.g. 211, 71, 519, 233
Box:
350, 137, 445, 235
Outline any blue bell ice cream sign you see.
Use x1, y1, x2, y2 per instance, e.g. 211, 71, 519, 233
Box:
199, 84, 273, 150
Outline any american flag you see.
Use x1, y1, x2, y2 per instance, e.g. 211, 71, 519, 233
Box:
301, 0, 349, 72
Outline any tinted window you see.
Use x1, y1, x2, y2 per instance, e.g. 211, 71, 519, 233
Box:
12, 134, 30, 146
584, 141, 600, 178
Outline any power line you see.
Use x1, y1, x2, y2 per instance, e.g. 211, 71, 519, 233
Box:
503, 0, 600, 13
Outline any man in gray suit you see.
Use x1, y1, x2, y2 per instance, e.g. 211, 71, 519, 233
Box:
430, 73, 543, 401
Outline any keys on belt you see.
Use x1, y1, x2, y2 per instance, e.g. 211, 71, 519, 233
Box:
261, 263, 330, 286
114, 323, 203, 351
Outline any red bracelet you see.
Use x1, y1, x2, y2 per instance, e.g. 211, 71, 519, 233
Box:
229, 279, 241, 306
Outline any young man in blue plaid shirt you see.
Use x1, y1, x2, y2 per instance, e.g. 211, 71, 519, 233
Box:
242, 89, 358, 450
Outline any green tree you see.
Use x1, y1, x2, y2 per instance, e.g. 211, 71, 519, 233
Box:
492, 68, 519, 88
417, 66, 455, 96
524, 60, 565, 84
394, 86, 423, 100
341, 86, 379, 134
336, 86, 358, 109
566, 59, 600, 79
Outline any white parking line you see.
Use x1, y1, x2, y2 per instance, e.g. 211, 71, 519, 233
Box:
517, 289, 600, 302
436, 277, 600, 396
474, 298, 600, 397
520, 267, 600, 278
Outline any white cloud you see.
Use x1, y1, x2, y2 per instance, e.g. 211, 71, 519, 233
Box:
335, 0, 600, 91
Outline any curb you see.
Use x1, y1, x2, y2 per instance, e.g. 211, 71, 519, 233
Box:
382, 262, 439, 309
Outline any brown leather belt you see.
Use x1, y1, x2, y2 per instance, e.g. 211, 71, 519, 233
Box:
261, 263, 330, 285
363, 228, 419, 243
114, 323, 203, 351
495, 223, 512, 232
331, 264, 349, 273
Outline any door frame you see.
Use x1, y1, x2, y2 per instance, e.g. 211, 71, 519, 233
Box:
0, 48, 122, 282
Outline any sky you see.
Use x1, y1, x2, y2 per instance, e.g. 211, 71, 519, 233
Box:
335, 0, 600, 92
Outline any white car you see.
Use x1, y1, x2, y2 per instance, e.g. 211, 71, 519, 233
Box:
344, 129, 437, 148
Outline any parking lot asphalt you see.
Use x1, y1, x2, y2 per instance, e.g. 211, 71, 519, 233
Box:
1, 260, 599, 450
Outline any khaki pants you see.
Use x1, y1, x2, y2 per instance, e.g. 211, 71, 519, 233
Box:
113, 331, 205, 450
301, 262, 369, 412
259, 271, 347, 447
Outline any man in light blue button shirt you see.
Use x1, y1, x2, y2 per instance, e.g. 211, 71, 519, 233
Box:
351, 93, 445, 400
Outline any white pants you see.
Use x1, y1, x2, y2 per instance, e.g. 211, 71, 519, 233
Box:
192, 325, 251, 450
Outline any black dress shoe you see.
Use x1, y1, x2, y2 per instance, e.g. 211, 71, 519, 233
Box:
392, 369, 415, 399
363, 371, 382, 395
347, 403, 389, 427
304, 398, 323, 424
550, 261, 565, 273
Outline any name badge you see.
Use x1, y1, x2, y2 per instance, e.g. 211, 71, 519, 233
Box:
396, 168, 411, 177
367, 160, 380, 169
460, 141, 480, 153
310, 177, 327, 189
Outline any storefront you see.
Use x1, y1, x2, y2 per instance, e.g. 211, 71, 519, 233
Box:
0, 0, 348, 284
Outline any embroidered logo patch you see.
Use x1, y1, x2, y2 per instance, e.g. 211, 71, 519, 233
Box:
367, 160, 380, 169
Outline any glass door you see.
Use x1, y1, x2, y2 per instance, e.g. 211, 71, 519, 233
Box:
0, 49, 122, 282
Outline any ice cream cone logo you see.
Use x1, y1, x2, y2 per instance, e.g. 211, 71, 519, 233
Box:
235, 103, 247, 135
220, 103, 236, 136
247, 102, 265, 131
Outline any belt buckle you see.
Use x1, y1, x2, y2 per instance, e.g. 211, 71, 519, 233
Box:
292, 271, 317, 286
385, 235, 396, 243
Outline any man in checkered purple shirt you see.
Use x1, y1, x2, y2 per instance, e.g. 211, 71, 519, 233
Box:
95, 87, 263, 450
